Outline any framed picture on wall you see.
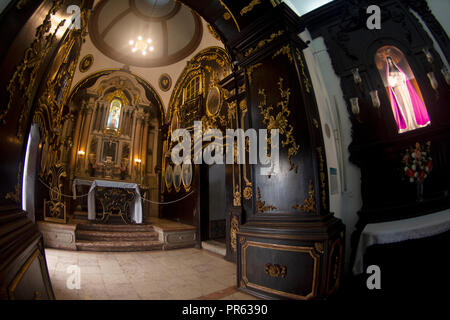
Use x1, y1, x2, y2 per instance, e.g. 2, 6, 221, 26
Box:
173, 164, 182, 192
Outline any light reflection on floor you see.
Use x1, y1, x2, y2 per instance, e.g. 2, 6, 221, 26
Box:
45, 247, 258, 300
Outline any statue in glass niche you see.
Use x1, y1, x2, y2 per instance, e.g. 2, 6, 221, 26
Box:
107, 99, 122, 130
386, 56, 431, 133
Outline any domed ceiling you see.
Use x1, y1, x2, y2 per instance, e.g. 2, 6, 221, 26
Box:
89, 0, 203, 68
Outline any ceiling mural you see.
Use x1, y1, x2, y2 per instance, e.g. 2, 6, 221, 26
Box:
89, 0, 203, 68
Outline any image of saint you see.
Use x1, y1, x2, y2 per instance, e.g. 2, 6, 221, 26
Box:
107, 99, 122, 129
385, 56, 431, 133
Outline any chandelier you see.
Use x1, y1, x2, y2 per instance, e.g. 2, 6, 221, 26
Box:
129, 36, 154, 56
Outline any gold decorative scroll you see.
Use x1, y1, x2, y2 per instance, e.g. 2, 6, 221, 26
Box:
2, 0, 65, 126
257, 78, 300, 172
219, 0, 241, 32
244, 30, 284, 57
272, 45, 294, 64
256, 187, 276, 212
246, 63, 263, 85
240, 0, 261, 16
230, 216, 239, 252
292, 180, 316, 213
265, 264, 287, 278
316, 147, 327, 210
296, 48, 312, 94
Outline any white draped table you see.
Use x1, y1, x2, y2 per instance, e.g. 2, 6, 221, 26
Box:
353, 209, 450, 274
86, 180, 143, 224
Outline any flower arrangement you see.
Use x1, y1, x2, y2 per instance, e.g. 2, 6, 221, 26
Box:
402, 141, 432, 183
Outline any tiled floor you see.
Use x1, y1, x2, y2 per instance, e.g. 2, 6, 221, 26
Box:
45, 248, 258, 300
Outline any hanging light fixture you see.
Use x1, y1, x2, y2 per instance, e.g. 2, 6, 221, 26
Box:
128, 0, 158, 56
129, 36, 154, 55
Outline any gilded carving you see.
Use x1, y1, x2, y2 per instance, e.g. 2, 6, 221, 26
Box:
207, 23, 221, 41
292, 180, 316, 213
256, 187, 277, 212
296, 48, 312, 94
240, 0, 261, 16
265, 264, 287, 278
257, 78, 300, 172
233, 185, 241, 207
244, 30, 284, 57
2, 0, 65, 125
243, 186, 253, 200
44, 163, 67, 223
247, 63, 263, 85
272, 45, 294, 63
314, 242, 324, 254
316, 147, 327, 210
230, 216, 239, 251
219, 0, 241, 32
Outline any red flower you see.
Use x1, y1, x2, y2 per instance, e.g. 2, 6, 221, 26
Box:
426, 161, 433, 172
406, 168, 415, 178
418, 170, 426, 181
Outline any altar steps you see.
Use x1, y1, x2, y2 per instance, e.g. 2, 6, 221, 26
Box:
76, 240, 163, 252
75, 223, 163, 252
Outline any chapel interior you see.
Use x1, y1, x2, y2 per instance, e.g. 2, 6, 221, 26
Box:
0, 0, 449, 301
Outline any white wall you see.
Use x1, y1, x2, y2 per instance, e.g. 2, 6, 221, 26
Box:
300, 31, 362, 275
427, 0, 450, 35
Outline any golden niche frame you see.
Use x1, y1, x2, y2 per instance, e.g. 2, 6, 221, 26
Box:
173, 164, 182, 192
181, 162, 193, 192
165, 164, 173, 192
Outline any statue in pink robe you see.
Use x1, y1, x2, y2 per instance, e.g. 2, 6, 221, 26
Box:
386, 56, 431, 133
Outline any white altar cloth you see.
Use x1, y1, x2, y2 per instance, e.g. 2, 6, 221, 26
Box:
353, 209, 450, 275
87, 180, 142, 224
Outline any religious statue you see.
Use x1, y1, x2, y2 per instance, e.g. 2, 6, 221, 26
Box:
107, 99, 121, 129
386, 56, 431, 133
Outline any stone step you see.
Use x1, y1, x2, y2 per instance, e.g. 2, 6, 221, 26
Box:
76, 240, 163, 252
76, 222, 154, 233
76, 229, 158, 241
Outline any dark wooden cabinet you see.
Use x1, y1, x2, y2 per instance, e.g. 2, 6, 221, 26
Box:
0, 205, 54, 300
237, 220, 344, 300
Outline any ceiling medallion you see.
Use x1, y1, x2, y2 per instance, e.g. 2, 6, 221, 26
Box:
159, 73, 172, 92
79, 54, 94, 73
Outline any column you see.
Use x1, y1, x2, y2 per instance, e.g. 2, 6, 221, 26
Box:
132, 110, 143, 180
79, 97, 95, 171
69, 105, 85, 178
140, 114, 149, 184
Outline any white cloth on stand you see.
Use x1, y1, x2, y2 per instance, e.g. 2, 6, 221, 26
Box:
87, 179, 142, 224
353, 209, 450, 275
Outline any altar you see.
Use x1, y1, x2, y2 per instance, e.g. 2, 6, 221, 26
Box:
77, 179, 143, 224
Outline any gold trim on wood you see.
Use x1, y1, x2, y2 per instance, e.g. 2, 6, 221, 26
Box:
257, 78, 300, 172
265, 263, 287, 278
240, 0, 261, 16
241, 240, 320, 300
327, 237, 343, 295
219, 0, 241, 32
244, 30, 284, 57
7, 249, 53, 300
256, 187, 276, 212
230, 216, 239, 252
292, 180, 316, 213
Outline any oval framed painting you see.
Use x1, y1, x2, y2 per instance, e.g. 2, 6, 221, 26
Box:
206, 85, 222, 116
173, 164, 182, 192
181, 162, 193, 191
165, 164, 173, 192
79, 54, 94, 73
159, 73, 172, 92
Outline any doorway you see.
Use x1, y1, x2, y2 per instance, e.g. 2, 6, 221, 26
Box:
200, 163, 227, 243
